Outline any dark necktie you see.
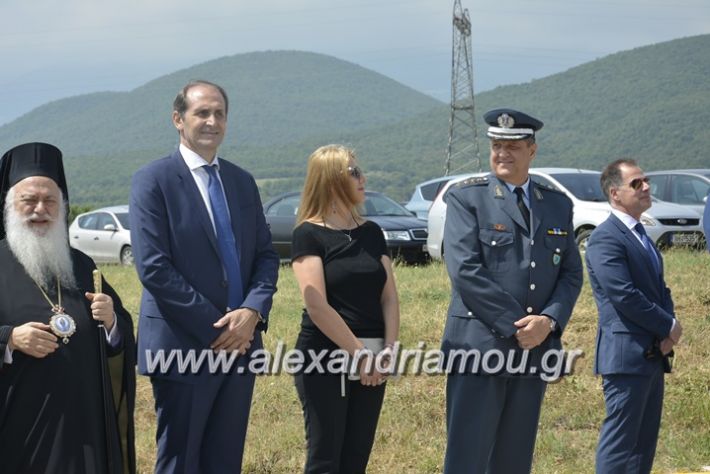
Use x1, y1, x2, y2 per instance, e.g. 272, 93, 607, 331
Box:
514, 187, 530, 231
204, 165, 243, 310
634, 223, 660, 275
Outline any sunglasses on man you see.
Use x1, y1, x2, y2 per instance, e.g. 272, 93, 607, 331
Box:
624, 176, 650, 191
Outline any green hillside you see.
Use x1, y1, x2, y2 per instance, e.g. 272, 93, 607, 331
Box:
0, 51, 442, 155
473, 34, 710, 172
1, 35, 709, 206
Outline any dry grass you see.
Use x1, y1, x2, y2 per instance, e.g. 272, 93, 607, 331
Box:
101, 249, 710, 474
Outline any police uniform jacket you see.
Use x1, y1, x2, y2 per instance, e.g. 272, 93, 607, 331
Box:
441, 176, 583, 375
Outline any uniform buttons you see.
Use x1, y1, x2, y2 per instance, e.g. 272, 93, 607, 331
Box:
491, 240, 497, 246
527, 307, 533, 313
531, 239, 535, 246
467, 311, 473, 316
530, 283, 536, 290
530, 261, 536, 268
556, 248, 561, 253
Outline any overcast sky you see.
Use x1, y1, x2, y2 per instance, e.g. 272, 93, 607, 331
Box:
0, 0, 707, 125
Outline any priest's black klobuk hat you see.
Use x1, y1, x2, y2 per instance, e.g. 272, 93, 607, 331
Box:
0, 142, 68, 239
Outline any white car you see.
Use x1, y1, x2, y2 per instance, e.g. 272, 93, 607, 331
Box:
427, 168, 704, 260
69, 205, 133, 265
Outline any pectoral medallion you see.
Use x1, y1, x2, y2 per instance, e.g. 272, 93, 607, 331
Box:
49, 310, 76, 344
36, 277, 77, 344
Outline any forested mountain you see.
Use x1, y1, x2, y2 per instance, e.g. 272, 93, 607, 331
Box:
1, 35, 708, 206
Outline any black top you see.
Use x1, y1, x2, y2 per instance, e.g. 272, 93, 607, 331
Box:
292, 220, 388, 349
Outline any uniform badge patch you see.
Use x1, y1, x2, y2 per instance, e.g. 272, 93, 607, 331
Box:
494, 185, 504, 198
546, 228, 568, 236
553, 254, 561, 266
494, 223, 507, 231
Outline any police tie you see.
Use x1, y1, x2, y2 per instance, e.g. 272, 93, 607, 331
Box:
204, 165, 244, 310
514, 187, 530, 232
634, 223, 660, 275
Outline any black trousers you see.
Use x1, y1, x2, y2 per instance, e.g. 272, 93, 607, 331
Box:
294, 373, 386, 474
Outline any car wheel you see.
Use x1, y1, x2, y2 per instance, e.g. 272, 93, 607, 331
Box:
576, 228, 593, 253
120, 245, 134, 266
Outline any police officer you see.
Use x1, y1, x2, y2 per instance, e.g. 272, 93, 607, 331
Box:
441, 109, 583, 473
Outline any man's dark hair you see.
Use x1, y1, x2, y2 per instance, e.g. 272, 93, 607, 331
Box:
600, 158, 638, 201
173, 80, 229, 117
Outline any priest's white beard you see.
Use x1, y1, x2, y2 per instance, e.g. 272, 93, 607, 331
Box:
4, 188, 77, 291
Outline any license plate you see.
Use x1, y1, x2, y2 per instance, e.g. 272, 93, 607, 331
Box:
671, 233, 699, 246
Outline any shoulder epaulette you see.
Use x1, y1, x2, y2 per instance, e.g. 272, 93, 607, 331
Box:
534, 181, 566, 195
455, 176, 489, 188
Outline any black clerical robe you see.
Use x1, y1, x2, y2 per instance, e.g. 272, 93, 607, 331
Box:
0, 240, 136, 474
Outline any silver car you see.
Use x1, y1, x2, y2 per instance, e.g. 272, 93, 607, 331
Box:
646, 169, 710, 216
69, 205, 133, 265
404, 174, 472, 220
427, 168, 704, 260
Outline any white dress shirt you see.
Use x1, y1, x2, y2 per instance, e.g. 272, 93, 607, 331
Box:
179, 144, 232, 233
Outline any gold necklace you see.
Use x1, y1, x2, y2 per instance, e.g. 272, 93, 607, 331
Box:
36, 277, 76, 344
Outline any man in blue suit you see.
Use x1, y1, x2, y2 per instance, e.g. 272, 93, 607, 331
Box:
703, 192, 710, 251
130, 80, 279, 473
586, 159, 682, 474
441, 109, 583, 473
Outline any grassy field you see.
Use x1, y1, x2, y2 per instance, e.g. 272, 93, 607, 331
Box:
101, 250, 710, 473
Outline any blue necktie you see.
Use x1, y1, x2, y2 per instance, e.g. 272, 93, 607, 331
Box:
204, 165, 243, 310
634, 223, 660, 275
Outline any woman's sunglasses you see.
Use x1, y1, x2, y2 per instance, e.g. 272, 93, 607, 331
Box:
348, 166, 363, 180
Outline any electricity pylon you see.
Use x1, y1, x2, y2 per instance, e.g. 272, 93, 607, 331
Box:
445, 0, 481, 175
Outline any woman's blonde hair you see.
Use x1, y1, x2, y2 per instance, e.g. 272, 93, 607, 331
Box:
297, 144, 362, 225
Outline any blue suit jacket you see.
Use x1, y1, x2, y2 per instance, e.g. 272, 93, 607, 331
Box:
586, 213, 674, 375
441, 177, 583, 375
129, 150, 279, 382
704, 193, 710, 252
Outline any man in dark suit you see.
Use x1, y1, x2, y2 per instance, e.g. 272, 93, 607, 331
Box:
130, 80, 279, 473
441, 109, 583, 473
586, 159, 682, 474
703, 192, 710, 251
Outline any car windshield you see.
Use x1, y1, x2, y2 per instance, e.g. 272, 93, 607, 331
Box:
549, 173, 606, 202
115, 212, 130, 229
362, 194, 412, 216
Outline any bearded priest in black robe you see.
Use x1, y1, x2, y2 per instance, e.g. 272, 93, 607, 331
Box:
0, 142, 136, 474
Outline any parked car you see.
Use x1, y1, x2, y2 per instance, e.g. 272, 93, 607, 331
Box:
427, 168, 705, 260
69, 205, 133, 265
646, 169, 710, 216
264, 191, 429, 263
404, 174, 471, 220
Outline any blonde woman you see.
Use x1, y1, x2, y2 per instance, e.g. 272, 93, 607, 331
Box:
291, 144, 400, 473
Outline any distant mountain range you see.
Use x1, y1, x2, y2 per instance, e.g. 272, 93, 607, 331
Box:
1, 35, 708, 206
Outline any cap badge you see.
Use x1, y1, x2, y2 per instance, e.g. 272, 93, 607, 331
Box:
497, 113, 515, 129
